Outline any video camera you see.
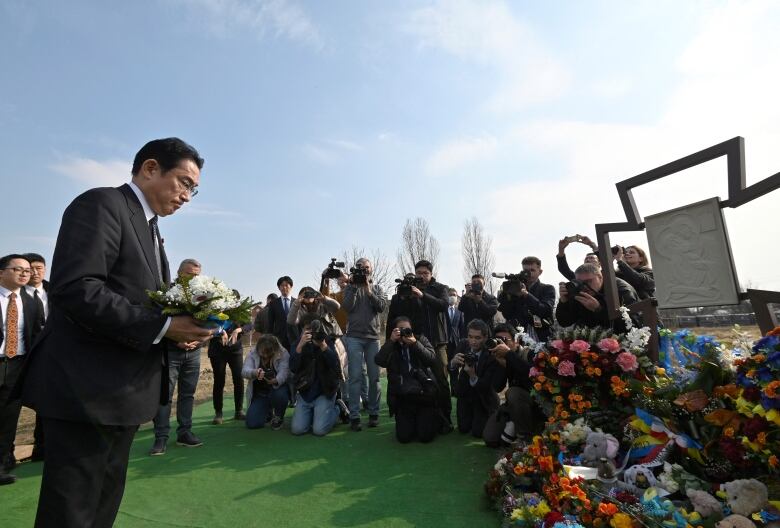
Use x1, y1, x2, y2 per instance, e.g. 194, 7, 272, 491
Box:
492, 270, 532, 297
395, 273, 424, 297
349, 263, 370, 285
323, 258, 346, 279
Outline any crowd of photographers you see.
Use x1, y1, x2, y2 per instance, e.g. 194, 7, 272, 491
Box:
1, 234, 655, 485
243, 234, 654, 447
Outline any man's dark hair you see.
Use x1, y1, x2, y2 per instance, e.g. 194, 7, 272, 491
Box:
131, 137, 204, 176
390, 315, 412, 329
575, 263, 601, 276
299, 312, 321, 329
0, 254, 30, 270
23, 253, 46, 265
414, 260, 433, 272
266, 293, 279, 303
471, 274, 484, 280
466, 318, 490, 337
492, 323, 516, 338
277, 276, 293, 287
521, 256, 542, 267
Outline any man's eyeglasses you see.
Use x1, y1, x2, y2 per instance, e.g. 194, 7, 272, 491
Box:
4, 267, 32, 275
177, 177, 199, 197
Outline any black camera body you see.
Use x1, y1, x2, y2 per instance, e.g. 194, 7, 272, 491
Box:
350, 264, 369, 285
485, 337, 500, 350
255, 365, 278, 395
309, 319, 328, 343
463, 351, 478, 367
302, 288, 320, 299
611, 245, 624, 256
323, 258, 346, 279
565, 279, 588, 298
399, 327, 414, 338
395, 274, 424, 297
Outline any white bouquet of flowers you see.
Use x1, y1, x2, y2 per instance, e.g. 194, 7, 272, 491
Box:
147, 275, 254, 329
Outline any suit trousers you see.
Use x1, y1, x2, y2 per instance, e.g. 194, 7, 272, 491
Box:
456, 394, 490, 438
394, 399, 438, 444
35, 417, 138, 528
0, 356, 24, 461
209, 351, 244, 414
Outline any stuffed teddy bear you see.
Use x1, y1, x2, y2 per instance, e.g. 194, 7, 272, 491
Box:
715, 514, 756, 528
686, 488, 723, 518
581, 431, 619, 467
722, 479, 768, 517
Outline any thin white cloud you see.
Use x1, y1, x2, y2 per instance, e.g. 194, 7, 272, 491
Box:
303, 138, 363, 165
424, 135, 498, 175
181, 0, 324, 50
591, 76, 633, 98
405, 0, 570, 111
50, 157, 129, 187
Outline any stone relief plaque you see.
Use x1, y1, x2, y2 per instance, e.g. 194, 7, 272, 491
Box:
645, 197, 740, 309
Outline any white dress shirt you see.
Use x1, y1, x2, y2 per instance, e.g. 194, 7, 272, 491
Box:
128, 181, 170, 344
0, 285, 26, 357
26, 284, 49, 320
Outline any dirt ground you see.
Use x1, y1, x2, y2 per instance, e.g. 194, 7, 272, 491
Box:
12, 325, 764, 452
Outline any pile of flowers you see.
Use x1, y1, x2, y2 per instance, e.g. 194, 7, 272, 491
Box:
486, 324, 780, 528
147, 274, 254, 328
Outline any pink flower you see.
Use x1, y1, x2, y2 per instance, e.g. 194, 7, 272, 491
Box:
569, 340, 590, 354
598, 338, 621, 354
550, 339, 565, 351
528, 367, 541, 378
557, 360, 576, 377
616, 352, 638, 372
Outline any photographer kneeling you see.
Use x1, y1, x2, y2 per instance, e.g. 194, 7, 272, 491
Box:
375, 317, 444, 444
242, 335, 290, 430
483, 324, 542, 447
555, 263, 639, 332
289, 314, 344, 436
450, 319, 507, 438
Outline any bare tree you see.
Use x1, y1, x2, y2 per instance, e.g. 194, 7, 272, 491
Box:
395, 217, 440, 276
462, 216, 497, 294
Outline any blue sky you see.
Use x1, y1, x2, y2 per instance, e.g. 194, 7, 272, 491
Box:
2, 0, 779, 301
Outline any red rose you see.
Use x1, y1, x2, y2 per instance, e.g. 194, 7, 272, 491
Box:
544, 511, 565, 528
718, 437, 746, 466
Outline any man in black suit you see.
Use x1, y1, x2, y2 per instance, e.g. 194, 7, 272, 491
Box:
0, 254, 43, 485
21, 138, 214, 527
23, 252, 49, 462
445, 287, 465, 395
497, 256, 556, 342
266, 276, 295, 350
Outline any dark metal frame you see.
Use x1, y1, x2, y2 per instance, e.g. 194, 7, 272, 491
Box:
593, 137, 780, 355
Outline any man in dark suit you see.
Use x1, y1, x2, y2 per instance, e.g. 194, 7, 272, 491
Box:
497, 256, 556, 342
445, 287, 465, 395
266, 276, 295, 350
23, 252, 49, 462
0, 254, 43, 485
21, 138, 214, 527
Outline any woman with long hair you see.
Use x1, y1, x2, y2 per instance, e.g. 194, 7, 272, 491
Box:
242, 334, 290, 430
615, 245, 655, 299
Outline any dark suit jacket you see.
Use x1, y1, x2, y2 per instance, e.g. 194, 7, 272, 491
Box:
445, 306, 465, 345
266, 296, 296, 350
0, 288, 43, 388
386, 280, 450, 345
497, 280, 556, 341
451, 340, 506, 413
22, 184, 171, 425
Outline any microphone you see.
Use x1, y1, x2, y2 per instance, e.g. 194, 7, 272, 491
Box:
491, 272, 507, 279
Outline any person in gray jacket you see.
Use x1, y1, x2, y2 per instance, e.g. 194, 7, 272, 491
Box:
242, 335, 290, 430
341, 257, 388, 431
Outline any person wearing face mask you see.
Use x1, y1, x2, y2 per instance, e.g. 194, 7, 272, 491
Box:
445, 288, 465, 395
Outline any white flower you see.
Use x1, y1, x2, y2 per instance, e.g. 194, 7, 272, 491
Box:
621, 326, 651, 352
618, 305, 633, 330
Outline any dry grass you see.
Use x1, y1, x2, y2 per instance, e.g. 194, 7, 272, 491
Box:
13, 325, 763, 452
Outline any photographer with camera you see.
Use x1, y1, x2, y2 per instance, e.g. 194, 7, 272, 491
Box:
289, 315, 344, 436
287, 286, 341, 343
482, 324, 542, 447
375, 317, 445, 443
555, 263, 640, 332
341, 258, 388, 431
458, 274, 498, 327
496, 257, 556, 342
450, 319, 507, 438
242, 335, 290, 430
612, 245, 655, 300
557, 234, 600, 280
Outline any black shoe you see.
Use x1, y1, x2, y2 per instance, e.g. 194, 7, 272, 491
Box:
0, 471, 16, 485
176, 431, 203, 448
149, 437, 167, 456
2, 453, 16, 472
368, 415, 379, 428
212, 412, 224, 425
350, 419, 362, 432
336, 399, 350, 424
234, 411, 246, 421
270, 417, 284, 431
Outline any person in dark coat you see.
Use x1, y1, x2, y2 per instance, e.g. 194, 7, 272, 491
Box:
497, 256, 556, 342
614, 245, 655, 300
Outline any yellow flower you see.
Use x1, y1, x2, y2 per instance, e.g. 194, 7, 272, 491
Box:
216, 313, 229, 320
656, 367, 666, 376
610, 513, 633, 528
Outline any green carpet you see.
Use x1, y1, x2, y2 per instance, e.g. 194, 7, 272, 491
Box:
1, 392, 498, 527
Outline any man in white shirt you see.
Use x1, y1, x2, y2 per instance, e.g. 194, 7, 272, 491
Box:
23, 253, 48, 462
0, 254, 43, 485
